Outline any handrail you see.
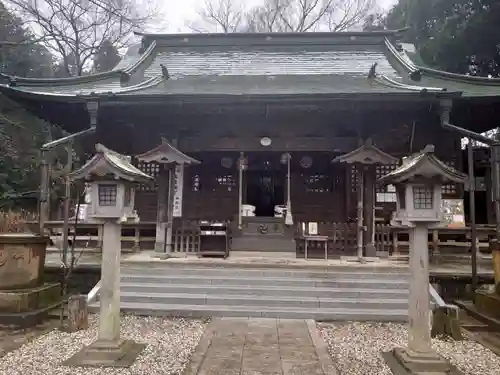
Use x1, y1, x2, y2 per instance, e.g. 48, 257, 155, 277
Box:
429, 283, 459, 319
87, 280, 101, 304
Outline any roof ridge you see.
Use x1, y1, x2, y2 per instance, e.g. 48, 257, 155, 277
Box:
135, 29, 407, 39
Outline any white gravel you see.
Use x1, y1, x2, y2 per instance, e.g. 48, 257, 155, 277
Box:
0, 314, 208, 375
318, 322, 500, 375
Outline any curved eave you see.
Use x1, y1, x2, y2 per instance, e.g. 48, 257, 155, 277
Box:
0, 75, 164, 102
378, 154, 467, 185
135, 137, 200, 165
71, 145, 153, 182
374, 75, 461, 96
332, 141, 398, 165
121, 40, 157, 75
0, 40, 157, 87
384, 38, 500, 87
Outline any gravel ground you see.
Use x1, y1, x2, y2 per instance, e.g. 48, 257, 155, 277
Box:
318, 322, 500, 375
0, 314, 208, 375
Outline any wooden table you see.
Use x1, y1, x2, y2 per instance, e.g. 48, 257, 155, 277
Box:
304, 235, 329, 260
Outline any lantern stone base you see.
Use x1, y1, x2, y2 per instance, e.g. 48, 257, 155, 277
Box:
0, 283, 61, 328
64, 339, 146, 368
383, 347, 463, 375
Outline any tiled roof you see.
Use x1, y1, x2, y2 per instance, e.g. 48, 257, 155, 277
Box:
144, 44, 400, 78
119, 74, 436, 96
385, 39, 500, 98
0, 30, 468, 99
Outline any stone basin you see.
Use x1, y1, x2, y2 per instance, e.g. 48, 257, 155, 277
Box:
0, 233, 50, 290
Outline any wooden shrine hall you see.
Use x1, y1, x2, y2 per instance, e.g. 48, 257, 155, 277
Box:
2, 29, 500, 258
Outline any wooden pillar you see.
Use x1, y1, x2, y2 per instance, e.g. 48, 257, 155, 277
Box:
345, 165, 352, 221
363, 165, 376, 257
486, 166, 495, 224
165, 164, 176, 254
356, 167, 364, 258
154, 165, 168, 253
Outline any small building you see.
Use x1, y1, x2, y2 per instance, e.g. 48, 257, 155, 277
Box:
1, 30, 499, 256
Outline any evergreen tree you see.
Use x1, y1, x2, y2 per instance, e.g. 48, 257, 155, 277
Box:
93, 39, 121, 73
385, 0, 500, 77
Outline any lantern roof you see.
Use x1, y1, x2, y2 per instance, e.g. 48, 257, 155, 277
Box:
70, 144, 153, 182
332, 138, 398, 165
135, 137, 200, 165
378, 144, 467, 185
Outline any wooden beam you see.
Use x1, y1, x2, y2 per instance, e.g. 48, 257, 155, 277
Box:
178, 136, 358, 153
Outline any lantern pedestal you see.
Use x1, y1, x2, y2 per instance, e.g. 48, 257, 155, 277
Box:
65, 220, 146, 367
389, 347, 459, 374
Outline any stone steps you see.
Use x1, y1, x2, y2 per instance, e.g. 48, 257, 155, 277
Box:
90, 263, 409, 321
120, 273, 407, 290
119, 292, 407, 310
121, 265, 408, 280
108, 301, 408, 321
119, 282, 408, 299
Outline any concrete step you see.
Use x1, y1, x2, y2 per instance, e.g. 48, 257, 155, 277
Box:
118, 292, 407, 310
120, 283, 409, 299
121, 266, 409, 280
89, 301, 408, 321
120, 273, 408, 289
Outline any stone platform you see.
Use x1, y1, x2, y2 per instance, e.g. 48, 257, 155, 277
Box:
474, 290, 500, 320
0, 283, 61, 327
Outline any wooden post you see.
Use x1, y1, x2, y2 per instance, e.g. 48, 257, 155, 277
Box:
132, 225, 140, 252
39, 152, 49, 235
154, 165, 168, 253
356, 167, 364, 258
363, 165, 376, 257
238, 152, 244, 230
165, 165, 176, 255
67, 295, 88, 332
432, 230, 439, 262
468, 139, 478, 295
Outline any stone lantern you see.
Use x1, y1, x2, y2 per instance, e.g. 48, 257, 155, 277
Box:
379, 144, 466, 374
333, 138, 397, 258
65, 144, 153, 368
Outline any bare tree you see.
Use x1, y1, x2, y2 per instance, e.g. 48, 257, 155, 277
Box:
193, 0, 375, 33
5, 0, 158, 76
189, 0, 243, 33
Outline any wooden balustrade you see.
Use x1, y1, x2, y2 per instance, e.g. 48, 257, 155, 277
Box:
28, 219, 204, 254
295, 221, 496, 260
28, 219, 497, 259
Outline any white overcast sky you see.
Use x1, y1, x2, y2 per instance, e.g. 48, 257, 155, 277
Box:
159, 0, 398, 33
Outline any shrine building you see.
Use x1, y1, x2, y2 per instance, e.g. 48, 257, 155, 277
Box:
1, 29, 500, 257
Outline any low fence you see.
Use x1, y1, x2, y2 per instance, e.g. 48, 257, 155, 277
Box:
28, 219, 202, 254
294, 221, 496, 259
29, 220, 497, 260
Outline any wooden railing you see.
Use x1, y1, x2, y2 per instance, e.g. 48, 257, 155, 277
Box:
29, 219, 497, 259
28, 219, 203, 254
294, 221, 496, 259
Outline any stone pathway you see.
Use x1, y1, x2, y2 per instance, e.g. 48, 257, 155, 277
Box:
184, 317, 339, 375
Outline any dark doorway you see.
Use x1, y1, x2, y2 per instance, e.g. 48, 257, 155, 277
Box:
246, 171, 285, 217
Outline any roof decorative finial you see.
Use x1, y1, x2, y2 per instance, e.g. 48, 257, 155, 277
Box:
120, 71, 130, 84
8, 76, 16, 87
367, 62, 378, 79
160, 64, 170, 80
409, 69, 422, 82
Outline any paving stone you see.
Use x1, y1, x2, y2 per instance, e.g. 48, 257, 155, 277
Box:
185, 317, 340, 375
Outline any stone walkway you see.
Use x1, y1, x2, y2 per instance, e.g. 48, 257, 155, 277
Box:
183, 317, 339, 375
